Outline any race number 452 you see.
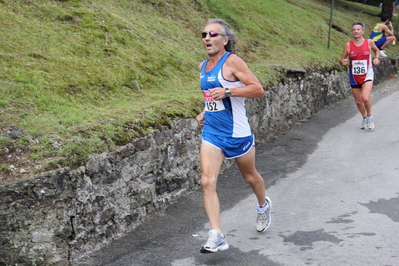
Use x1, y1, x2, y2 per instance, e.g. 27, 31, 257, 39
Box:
202, 91, 226, 112
206, 102, 218, 111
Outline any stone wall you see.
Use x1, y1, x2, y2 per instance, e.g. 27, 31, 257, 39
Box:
0, 59, 395, 266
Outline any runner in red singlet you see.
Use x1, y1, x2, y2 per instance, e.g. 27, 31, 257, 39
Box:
340, 22, 380, 130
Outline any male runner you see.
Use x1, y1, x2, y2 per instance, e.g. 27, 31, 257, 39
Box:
196, 18, 271, 253
340, 22, 380, 130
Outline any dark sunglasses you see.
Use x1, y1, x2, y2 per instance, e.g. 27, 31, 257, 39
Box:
201, 31, 224, 38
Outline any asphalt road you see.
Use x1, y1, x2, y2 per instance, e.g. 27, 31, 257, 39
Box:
75, 77, 399, 266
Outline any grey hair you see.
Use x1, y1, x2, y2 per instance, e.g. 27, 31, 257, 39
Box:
352, 22, 365, 31
207, 18, 237, 53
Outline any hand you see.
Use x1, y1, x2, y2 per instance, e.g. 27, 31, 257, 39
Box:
196, 112, 205, 126
340, 58, 348, 66
208, 87, 225, 100
373, 58, 380, 65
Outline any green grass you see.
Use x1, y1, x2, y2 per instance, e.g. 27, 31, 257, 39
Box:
1, 0, 398, 173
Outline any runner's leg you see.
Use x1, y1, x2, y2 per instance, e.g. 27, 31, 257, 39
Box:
200, 141, 225, 233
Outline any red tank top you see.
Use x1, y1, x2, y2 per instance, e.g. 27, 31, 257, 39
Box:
349, 39, 372, 85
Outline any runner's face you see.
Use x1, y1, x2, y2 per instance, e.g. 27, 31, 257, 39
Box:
352, 25, 364, 38
202, 23, 228, 56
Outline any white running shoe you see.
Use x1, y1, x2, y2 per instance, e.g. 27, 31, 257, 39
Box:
366, 117, 375, 130
361, 117, 367, 129
380, 50, 387, 57
256, 197, 272, 232
200, 230, 229, 253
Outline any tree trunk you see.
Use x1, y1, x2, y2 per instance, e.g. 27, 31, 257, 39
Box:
381, 0, 393, 19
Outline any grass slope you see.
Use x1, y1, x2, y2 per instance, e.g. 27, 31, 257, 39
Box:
0, 0, 397, 180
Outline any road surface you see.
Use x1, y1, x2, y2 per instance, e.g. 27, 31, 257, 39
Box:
76, 77, 399, 266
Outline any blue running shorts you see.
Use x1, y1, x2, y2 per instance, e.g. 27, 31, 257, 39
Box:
202, 132, 255, 159
374, 36, 387, 49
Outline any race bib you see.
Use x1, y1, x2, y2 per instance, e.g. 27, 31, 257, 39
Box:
202, 91, 225, 112
352, 60, 368, 75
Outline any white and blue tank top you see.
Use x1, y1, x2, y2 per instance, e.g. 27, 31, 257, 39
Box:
200, 52, 252, 138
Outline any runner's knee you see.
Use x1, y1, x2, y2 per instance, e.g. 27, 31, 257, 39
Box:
355, 99, 363, 106
362, 96, 370, 103
243, 173, 261, 185
200, 175, 217, 189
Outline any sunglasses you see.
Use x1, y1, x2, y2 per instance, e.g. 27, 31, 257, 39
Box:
201, 31, 224, 38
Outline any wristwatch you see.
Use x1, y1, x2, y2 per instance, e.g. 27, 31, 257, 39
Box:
225, 88, 231, 97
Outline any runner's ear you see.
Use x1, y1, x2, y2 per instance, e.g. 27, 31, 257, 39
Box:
223, 38, 228, 46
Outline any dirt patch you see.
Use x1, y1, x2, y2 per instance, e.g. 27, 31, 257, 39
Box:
0, 126, 57, 183
0, 147, 42, 183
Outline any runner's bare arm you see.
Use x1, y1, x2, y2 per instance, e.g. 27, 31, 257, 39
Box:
222, 54, 264, 98
340, 42, 350, 66
369, 39, 380, 65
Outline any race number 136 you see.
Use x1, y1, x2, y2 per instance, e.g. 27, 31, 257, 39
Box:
352, 60, 368, 75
